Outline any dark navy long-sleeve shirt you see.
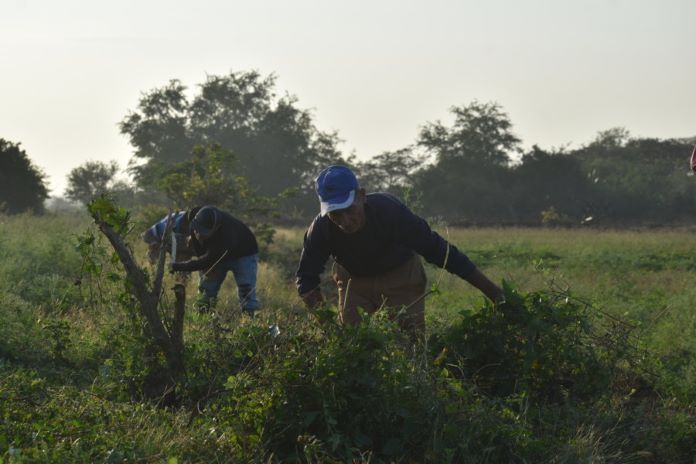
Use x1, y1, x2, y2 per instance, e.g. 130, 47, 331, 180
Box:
296, 193, 477, 295
171, 208, 258, 273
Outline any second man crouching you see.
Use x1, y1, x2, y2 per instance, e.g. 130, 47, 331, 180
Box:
171, 205, 260, 316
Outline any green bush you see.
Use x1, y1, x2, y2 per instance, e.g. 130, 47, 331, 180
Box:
0, 293, 50, 364
208, 314, 539, 463
432, 284, 613, 402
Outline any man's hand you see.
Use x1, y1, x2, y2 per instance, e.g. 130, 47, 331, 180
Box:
300, 287, 324, 310
169, 262, 180, 274
464, 268, 505, 303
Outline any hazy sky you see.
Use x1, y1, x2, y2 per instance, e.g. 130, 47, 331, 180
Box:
2, 0, 694, 195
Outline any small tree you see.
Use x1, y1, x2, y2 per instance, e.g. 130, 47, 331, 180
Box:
355, 147, 426, 194
65, 160, 120, 204
156, 143, 280, 245
414, 101, 520, 223
86, 195, 186, 397
418, 101, 520, 166
0, 138, 49, 214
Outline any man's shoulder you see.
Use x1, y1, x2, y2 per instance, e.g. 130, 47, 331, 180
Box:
217, 209, 246, 227
366, 192, 409, 214
306, 214, 330, 237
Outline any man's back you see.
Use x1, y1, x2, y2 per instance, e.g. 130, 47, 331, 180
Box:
175, 207, 258, 273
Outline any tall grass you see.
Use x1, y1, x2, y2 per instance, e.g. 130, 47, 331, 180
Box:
1, 215, 695, 462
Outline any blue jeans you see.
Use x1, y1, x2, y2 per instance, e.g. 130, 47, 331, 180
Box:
198, 254, 260, 312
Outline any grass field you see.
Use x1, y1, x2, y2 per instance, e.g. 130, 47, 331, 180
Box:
1, 213, 695, 462
430, 228, 696, 359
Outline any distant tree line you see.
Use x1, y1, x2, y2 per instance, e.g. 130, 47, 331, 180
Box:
390, 116, 696, 227
115, 70, 695, 226
2, 69, 695, 226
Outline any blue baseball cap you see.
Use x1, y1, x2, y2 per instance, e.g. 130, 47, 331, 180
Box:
315, 165, 358, 216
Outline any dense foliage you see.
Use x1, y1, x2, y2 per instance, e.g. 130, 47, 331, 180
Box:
114, 73, 696, 225
119, 71, 343, 210
145, 143, 280, 246
0, 138, 49, 214
409, 106, 696, 226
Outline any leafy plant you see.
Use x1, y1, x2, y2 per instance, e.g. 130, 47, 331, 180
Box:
39, 318, 71, 363
432, 283, 614, 401
155, 143, 281, 246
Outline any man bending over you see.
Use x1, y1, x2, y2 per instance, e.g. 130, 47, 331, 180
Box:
296, 165, 503, 332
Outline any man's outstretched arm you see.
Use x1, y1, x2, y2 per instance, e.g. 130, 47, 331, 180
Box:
463, 268, 504, 303
296, 219, 331, 310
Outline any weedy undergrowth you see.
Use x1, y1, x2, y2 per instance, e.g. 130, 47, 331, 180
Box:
430, 282, 648, 402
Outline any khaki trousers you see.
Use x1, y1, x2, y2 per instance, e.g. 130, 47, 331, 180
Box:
332, 254, 427, 332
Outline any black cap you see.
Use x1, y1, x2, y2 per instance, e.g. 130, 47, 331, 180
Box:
191, 206, 219, 239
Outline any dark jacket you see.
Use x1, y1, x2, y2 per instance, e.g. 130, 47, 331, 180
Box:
171, 208, 258, 273
296, 193, 476, 295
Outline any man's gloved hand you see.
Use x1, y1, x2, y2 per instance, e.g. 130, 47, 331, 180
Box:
300, 287, 324, 310
168, 262, 181, 274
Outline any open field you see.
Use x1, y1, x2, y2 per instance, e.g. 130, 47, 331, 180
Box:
1, 214, 695, 462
